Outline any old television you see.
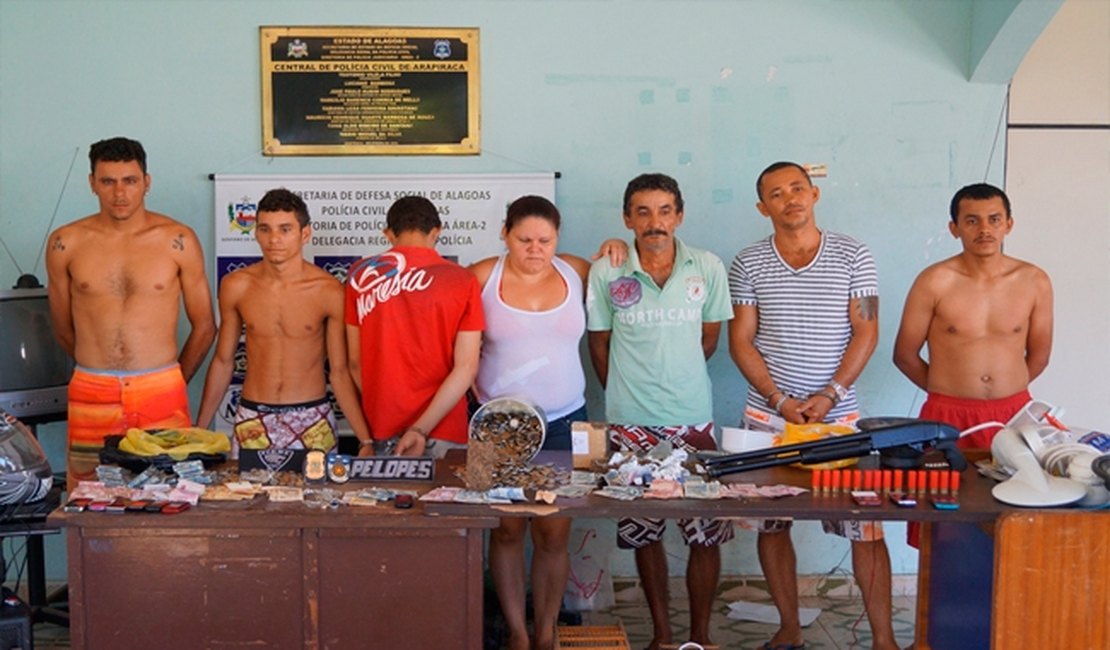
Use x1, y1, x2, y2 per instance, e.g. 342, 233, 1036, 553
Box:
0, 288, 74, 422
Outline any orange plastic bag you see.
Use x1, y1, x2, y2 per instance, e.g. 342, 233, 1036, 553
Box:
778, 422, 859, 470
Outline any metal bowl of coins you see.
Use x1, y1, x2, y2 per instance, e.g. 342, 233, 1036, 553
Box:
468, 397, 546, 462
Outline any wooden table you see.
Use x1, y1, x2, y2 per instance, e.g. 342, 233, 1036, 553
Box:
51, 453, 1108, 650
426, 460, 1008, 523
427, 454, 1108, 650
51, 490, 497, 650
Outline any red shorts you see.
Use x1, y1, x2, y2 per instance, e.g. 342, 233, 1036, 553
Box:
909, 389, 1030, 547
919, 390, 1031, 450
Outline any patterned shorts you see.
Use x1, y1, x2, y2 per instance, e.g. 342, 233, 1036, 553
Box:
611, 422, 734, 549
234, 397, 337, 454
739, 406, 882, 542
67, 364, 191, 490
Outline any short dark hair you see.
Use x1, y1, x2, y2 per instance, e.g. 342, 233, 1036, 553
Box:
949, 183, 1011, 223
623, 173, 684, 215
386, 195, 441, 234
89, 137, 147, 174
505, 195, 561, 232
756, 161, 811, 201
258, 188, 310, 228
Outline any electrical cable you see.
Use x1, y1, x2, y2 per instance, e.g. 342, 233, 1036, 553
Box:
983, 84, 1009, 181
2, 537, 28, 598
1040, 444, 1098, 475
31, 146, 82, 279
1093, 454, 1110, 487
813, 543, 864, 645
0, 236, 24, 277
958, 421, 1005, 440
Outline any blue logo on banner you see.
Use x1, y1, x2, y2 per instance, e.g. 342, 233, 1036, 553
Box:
229, 199, 258, 234
315, 255, 363, 284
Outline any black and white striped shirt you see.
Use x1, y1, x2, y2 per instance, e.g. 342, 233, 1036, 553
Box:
729, 231, 878, 420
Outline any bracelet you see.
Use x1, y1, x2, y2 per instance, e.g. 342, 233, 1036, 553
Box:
358, 439, 375, 448
767, 390, 783, 404
405, 426, 428, 439
772, 394, 788, 412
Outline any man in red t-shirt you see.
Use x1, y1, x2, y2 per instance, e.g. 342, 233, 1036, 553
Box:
345, 195, 484, 457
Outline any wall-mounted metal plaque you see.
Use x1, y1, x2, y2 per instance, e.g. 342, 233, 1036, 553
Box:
261, 26, 479, 155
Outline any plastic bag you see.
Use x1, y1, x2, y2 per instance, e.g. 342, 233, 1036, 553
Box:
778, 422, 859, 470
562, 520, 615, 611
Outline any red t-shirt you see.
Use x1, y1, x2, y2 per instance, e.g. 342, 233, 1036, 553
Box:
345, 246, 484, 443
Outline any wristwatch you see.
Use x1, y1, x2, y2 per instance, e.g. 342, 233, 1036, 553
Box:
828, 379, 850, 403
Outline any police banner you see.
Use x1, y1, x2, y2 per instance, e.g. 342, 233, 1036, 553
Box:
210, 172, 556, 439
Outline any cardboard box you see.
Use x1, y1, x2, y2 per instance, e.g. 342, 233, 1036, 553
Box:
571, 421, 609, 469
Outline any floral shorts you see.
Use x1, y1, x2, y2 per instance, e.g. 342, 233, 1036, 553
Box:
234, 396, 337, 454
610, 422, 735, 549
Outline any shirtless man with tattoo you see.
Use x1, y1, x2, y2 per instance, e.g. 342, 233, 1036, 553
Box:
894, 182, 1053, 449
195, 188, 371, 456
46, 137, 216, 488
729, 162, 897, 650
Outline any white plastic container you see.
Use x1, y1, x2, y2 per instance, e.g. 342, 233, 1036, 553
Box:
719, 427, 777, 454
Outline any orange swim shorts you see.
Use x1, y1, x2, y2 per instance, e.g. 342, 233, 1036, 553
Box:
66, 364, 191, 488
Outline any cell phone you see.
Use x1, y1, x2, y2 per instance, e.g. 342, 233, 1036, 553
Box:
105, 497, 129, 514
394, 494, 414, 509
64, 498, 91, 513
889, 492, 917, 507
87, 500, 111, 512
125, 499, 151, 513
161, 502, 191, 514
145, 501, 168, 513
850, 490, 882, 507
931, 496, 960, 511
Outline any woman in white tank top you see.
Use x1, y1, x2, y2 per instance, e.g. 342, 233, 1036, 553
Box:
469, 196, 623, 650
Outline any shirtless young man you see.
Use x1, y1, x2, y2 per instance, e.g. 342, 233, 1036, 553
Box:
46, 137, 216, 488
894, 182, 1054, 449
196, 189, 371, 456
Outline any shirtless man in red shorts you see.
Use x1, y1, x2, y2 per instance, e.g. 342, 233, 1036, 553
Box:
894, 182, 1054, 447
47, 137, 216, 488
894, 182, 1054, 595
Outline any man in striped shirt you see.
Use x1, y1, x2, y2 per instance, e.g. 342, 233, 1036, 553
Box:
728, 162, 896, 650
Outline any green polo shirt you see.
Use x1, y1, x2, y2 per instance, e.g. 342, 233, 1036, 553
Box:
586, 237, 732, 426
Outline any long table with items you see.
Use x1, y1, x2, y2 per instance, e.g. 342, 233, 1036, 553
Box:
429, 451, 1108, 650
51, 490, 498, 650
51, 451, 1107, 650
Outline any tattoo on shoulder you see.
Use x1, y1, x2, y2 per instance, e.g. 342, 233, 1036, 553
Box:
858, 296, 878, 321
172, 234, 185, 251
52, 235, 65, 251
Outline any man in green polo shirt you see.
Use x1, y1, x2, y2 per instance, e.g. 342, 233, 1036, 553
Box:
586, 173, 733, 650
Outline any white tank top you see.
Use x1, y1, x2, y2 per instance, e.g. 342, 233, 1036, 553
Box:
475, 255, 587, 420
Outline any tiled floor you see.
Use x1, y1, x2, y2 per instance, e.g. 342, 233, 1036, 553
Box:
580, 577, 916, 650
30, 577, 916, 649
32, 618, 69, 649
